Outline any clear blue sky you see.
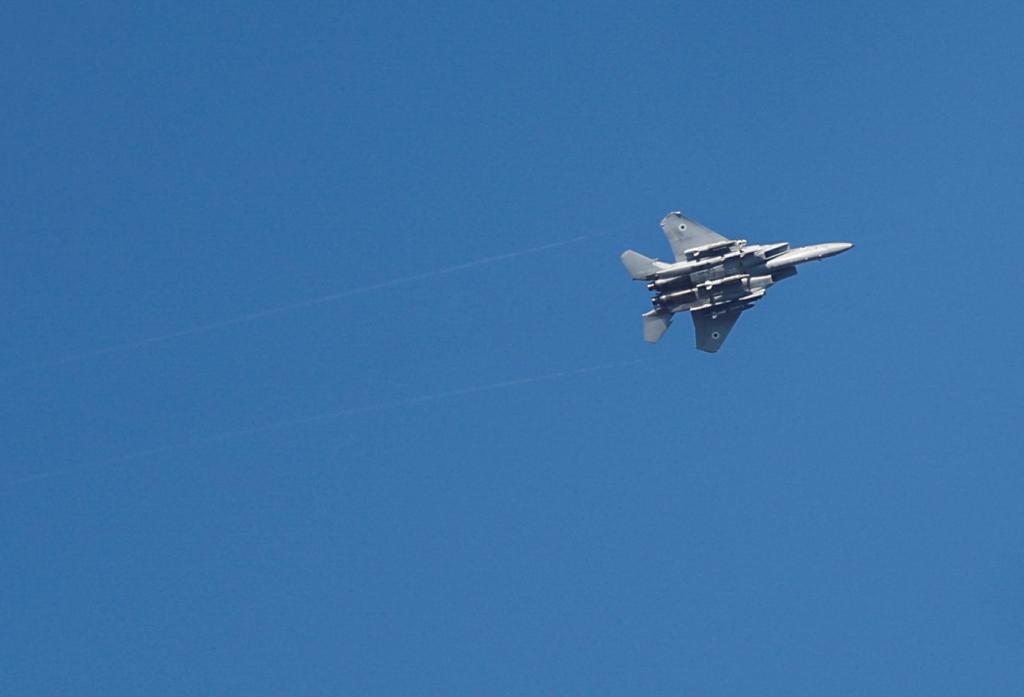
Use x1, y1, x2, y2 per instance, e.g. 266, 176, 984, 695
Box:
3, 2, 1023, 694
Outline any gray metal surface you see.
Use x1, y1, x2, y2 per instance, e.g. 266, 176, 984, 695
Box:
623, 210, 853, 352
692, 308, 743, 353
659, 212, 727, 261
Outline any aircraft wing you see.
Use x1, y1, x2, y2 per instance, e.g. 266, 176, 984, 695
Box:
661, 211, 728, 261
691, 307, 744, 353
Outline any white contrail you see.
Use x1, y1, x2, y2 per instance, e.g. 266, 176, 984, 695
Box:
6, 358, 641, 486
15, 234, 592, 371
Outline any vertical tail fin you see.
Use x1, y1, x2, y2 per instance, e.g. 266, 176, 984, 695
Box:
642, 310, 673, 343
621, 250, 665, 280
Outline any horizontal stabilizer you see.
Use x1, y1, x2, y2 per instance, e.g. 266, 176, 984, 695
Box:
621, 250, 667, 280
643, 310, 673, 343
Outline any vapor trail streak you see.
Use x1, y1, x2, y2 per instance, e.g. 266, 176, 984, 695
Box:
19, 235, 591, 371
6, 358, 641, 486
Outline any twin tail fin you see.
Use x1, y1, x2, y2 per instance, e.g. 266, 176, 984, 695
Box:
620, 250, 666, 280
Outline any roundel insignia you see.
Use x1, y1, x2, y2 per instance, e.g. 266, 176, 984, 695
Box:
711, 331, 721, 339
678, 223, 686, 231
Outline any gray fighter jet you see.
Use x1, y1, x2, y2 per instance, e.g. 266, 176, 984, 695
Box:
622, 211, 852, 352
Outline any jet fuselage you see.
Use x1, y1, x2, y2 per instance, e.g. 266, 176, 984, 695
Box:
647, 242, 852, 313
621, 211, 853, 351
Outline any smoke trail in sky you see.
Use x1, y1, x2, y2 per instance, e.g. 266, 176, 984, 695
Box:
16, 234, 592, 372
6, 358, 641, 487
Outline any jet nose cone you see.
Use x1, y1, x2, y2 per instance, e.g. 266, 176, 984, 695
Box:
822, 242, 854, 258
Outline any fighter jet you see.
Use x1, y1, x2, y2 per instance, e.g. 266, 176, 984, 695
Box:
622, 211, 853, 352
